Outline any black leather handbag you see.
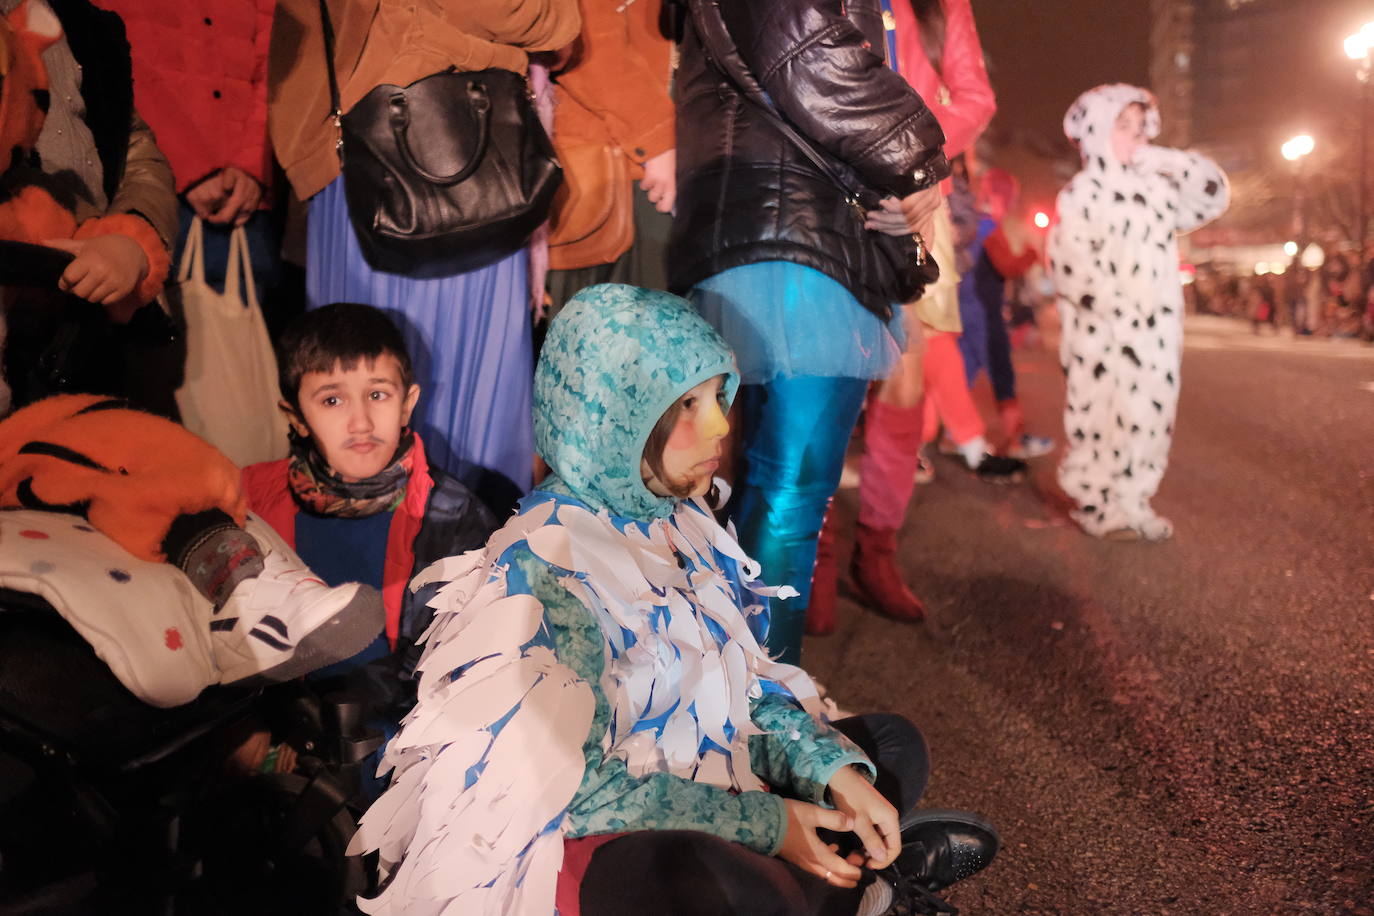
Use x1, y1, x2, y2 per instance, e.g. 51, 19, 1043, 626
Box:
319, 1, 562, 275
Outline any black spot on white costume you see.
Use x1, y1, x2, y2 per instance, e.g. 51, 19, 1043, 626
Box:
1049, 84, 1229, 538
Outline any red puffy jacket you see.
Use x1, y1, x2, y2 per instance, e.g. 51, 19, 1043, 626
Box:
94, 0, 274, 194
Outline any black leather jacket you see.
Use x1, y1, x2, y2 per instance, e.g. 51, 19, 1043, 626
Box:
670, 0, 950, 319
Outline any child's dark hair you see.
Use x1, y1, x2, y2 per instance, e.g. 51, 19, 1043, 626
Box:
277, 303, 413, 408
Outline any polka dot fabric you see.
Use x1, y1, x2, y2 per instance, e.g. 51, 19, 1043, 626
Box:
0, 510, 283, 707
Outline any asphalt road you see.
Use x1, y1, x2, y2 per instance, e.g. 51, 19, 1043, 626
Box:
804, 317, 1374, 915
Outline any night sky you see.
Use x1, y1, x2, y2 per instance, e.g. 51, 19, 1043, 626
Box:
973, 0, 1153, 145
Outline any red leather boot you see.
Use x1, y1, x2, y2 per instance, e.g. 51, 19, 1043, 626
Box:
805, 508, 840, 636
850, 522, 925, 622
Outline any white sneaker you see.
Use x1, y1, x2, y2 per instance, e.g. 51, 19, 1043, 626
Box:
1134, 514, 1175, 542
211, 548, 384, 685
1007, 434, 1055, 459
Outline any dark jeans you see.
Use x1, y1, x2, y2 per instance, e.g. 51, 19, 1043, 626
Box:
579, 713, 929, 916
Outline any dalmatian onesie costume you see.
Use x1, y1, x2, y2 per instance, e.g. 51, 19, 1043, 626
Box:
1048, 84, 1228, 540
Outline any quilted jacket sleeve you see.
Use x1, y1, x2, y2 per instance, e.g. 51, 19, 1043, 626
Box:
709, 0, 948, 198
109, 109, 178, 247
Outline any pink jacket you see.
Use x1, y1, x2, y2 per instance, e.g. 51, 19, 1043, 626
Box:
889, 0, 995, 182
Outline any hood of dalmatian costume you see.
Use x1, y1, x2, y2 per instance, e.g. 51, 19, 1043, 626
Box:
350, 285, 823, 916
1062, 83, 1160, 174
1049, 84, 1229, 321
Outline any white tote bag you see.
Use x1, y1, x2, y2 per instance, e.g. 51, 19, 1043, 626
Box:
173, 218, 289, 467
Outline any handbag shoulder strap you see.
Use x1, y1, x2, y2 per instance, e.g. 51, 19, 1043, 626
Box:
688, 0, 930, 265
687, 0, 866, 213
318, 0, 344, 161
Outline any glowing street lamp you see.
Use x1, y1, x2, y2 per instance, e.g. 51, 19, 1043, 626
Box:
1281, 134, 1315, 162
1346, 23, 1374, 306
1283, 240, 1299, 257
1033, 211, 1050, 229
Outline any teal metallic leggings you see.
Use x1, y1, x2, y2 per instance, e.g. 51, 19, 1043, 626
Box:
728, 376, 869, 665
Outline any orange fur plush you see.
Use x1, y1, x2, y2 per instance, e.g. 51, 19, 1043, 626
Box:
0, 0, 167, 308
0, 394, 247, 562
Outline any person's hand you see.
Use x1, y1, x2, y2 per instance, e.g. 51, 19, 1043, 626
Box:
43, 233, 148, 306
827, 765, 901, 869
227, 728, 272, 775
639, 148, 676, 214
778, 799, 866, 888
865, 186, 942, 239
185, 165, 263, 226
1131, 144, 1187, 178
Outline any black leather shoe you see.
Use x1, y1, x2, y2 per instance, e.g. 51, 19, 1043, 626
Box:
901, 807, 1000, 889
868, 809, 999, 914
895, 808, 1000, 891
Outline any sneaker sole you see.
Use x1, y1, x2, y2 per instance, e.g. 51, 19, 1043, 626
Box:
234, 585, 385, 687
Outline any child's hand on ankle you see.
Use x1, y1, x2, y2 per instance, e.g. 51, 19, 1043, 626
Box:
779, 799, 864, 887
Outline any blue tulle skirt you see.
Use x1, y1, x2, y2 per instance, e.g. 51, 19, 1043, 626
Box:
689, 261, 904, 384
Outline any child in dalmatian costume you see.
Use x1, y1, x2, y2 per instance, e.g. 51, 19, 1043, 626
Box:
1048, 84, 1229, 541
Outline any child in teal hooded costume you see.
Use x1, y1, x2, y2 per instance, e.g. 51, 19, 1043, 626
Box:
350, 285, 996, 916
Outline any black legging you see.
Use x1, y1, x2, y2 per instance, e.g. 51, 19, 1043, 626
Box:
578, 713, 930, 916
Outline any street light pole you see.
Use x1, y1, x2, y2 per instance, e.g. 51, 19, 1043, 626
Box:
1282, 134, 1315, 331
1345, 24, 1374, 314
1360, 71, 1369, 305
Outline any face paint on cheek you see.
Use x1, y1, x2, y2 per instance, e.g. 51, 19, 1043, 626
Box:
666, 414, 699, 451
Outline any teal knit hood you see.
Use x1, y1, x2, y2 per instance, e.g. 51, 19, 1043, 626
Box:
534, 284, 739, 522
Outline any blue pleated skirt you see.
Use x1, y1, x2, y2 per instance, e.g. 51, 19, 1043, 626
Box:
305, 177, 533, 504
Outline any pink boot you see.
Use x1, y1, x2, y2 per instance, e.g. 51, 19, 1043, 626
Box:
850, 523, 925, 622
854, 399, 927, 622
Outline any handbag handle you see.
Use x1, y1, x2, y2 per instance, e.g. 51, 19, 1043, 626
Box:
388, 81, 491, 186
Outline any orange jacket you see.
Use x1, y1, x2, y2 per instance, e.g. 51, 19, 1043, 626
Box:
551, 0, 674, 176
268, 0, 582, 200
